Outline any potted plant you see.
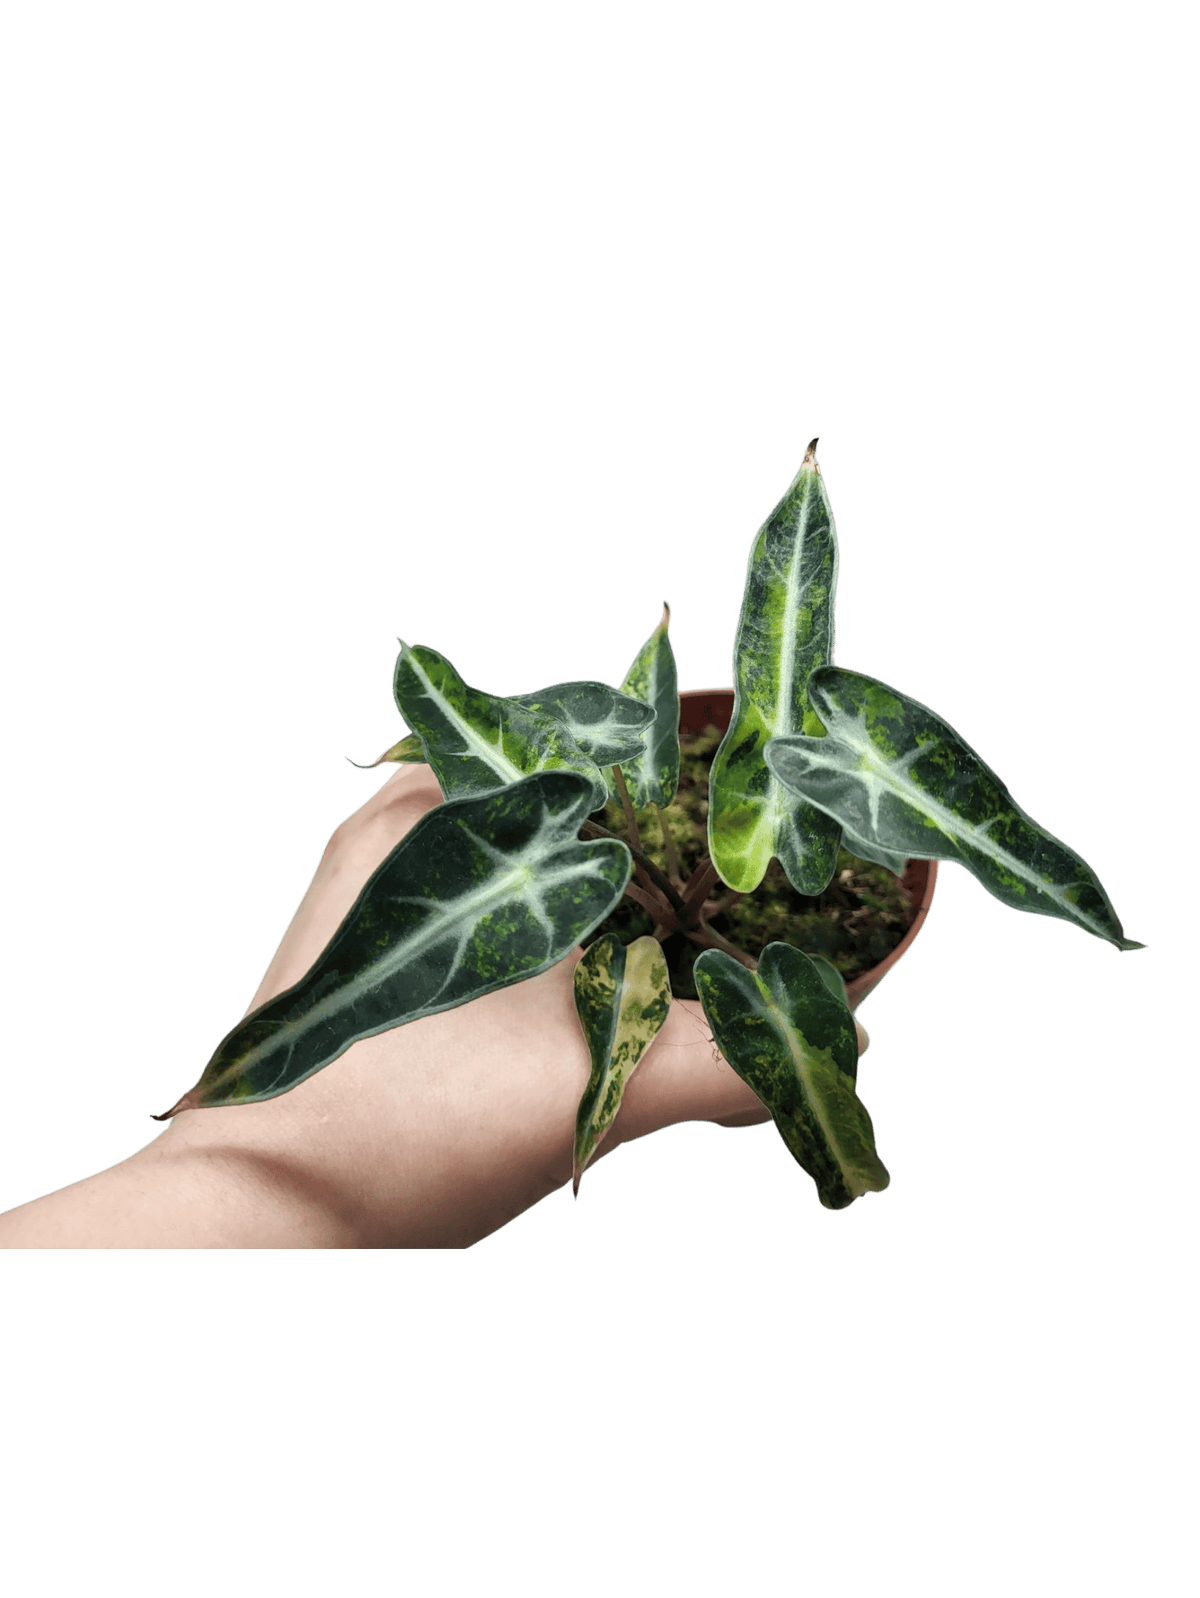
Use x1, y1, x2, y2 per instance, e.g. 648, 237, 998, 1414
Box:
155, 442, 1140, 1209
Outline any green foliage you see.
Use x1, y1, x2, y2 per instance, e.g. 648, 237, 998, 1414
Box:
157, 441, 1139, 1214
572, 934, 671, 1193
607, 605, 681, 808
358, 731, 426, 767
393, 642, 611, 807
694, 942, 888, 1209
708, 442, 841, 895
156, 773, 630, 1115
587, 727, 919, 998
766, 666, 1141, 950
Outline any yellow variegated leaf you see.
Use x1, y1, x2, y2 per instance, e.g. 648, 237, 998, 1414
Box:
572, 934, 671, 1192
708, 443, 841, 895
393, 642, 607, 806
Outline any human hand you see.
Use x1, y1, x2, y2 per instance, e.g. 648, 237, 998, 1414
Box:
0, 763, 863, 1249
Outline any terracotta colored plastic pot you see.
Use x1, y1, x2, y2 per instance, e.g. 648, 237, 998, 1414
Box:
678, 689, 936, 1010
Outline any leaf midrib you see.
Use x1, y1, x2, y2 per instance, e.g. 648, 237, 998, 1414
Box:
764, 994, 863, 1199
215, 854, 608, 1094
767, 475, 818, 831
806, 718, 1112, 940
405, 647, 526, 785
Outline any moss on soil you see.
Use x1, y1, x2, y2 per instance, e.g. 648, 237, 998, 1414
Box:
586, 724, 918, 1000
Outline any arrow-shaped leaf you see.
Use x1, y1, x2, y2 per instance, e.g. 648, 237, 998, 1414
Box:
510, 681, 654, 768
708, 443, 841, 895
572, 934, 672, 1193
607, 604, 680, 808
693, 942, 888, 1208
808, 952, 850, 1007
155, 772, 632, 1115
393, 642, 607, 806
837, 824, 908, 877
352, 731, 427, 769
765, 666, 1141, 950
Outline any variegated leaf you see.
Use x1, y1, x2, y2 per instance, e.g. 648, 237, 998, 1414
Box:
154, 772, 632, 1115
393, 642, 607, 806
809, 953, 850, 1007
693, 942, 889, 1209
765, 666, 1141, 950
572, 934, 672, 1193
837, 824, 908, 877
606, 604, 680, 808
510, 681, 654, 767
352, 731, 427, 769
708, 443, 842, 895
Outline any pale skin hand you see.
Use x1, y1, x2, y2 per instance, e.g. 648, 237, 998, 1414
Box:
0, 765, 865, 1249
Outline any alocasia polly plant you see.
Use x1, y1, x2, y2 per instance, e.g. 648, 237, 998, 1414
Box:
156, 441, 1141, 1209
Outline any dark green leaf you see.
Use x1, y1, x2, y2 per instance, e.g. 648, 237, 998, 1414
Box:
765, 666, 1141, 950
607, 604, 681, 808
510, 681, 654, 767
808, 953, 850, 1008
393, 642, 607, 806
156, 773, 632, 1115
694, 942, 888, 1208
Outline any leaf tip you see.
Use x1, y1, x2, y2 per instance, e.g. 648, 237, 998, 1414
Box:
150, 1090, 198, 1122
801, 437, 820, 471
660, 601, 671, 630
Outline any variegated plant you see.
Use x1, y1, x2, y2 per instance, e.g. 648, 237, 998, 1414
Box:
156, 443, 1140, 1209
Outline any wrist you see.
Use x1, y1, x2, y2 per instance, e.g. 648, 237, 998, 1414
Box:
148, 1135, 366, 1248
117, 1132, 363, 1248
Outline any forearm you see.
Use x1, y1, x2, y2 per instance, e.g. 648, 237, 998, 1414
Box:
0, 995, 589, 1249
0, 765, 773, 1249
0, 1137, 357, 1249
0, 987, 757, 1249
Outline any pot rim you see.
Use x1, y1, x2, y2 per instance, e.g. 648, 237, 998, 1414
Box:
676, 687, 936, 1010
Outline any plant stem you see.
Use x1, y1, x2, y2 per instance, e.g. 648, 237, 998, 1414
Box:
583, 810, 735, 955
612, 766, 643, 855
580, 819, 686, 915
682, 923, 758, 971
588, 764, 759, 979
678, 856, 722, 917
654, 801, 683, 883
608, 766, 660, 900
622, 880, 680, 929
702, 888, 744, 920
